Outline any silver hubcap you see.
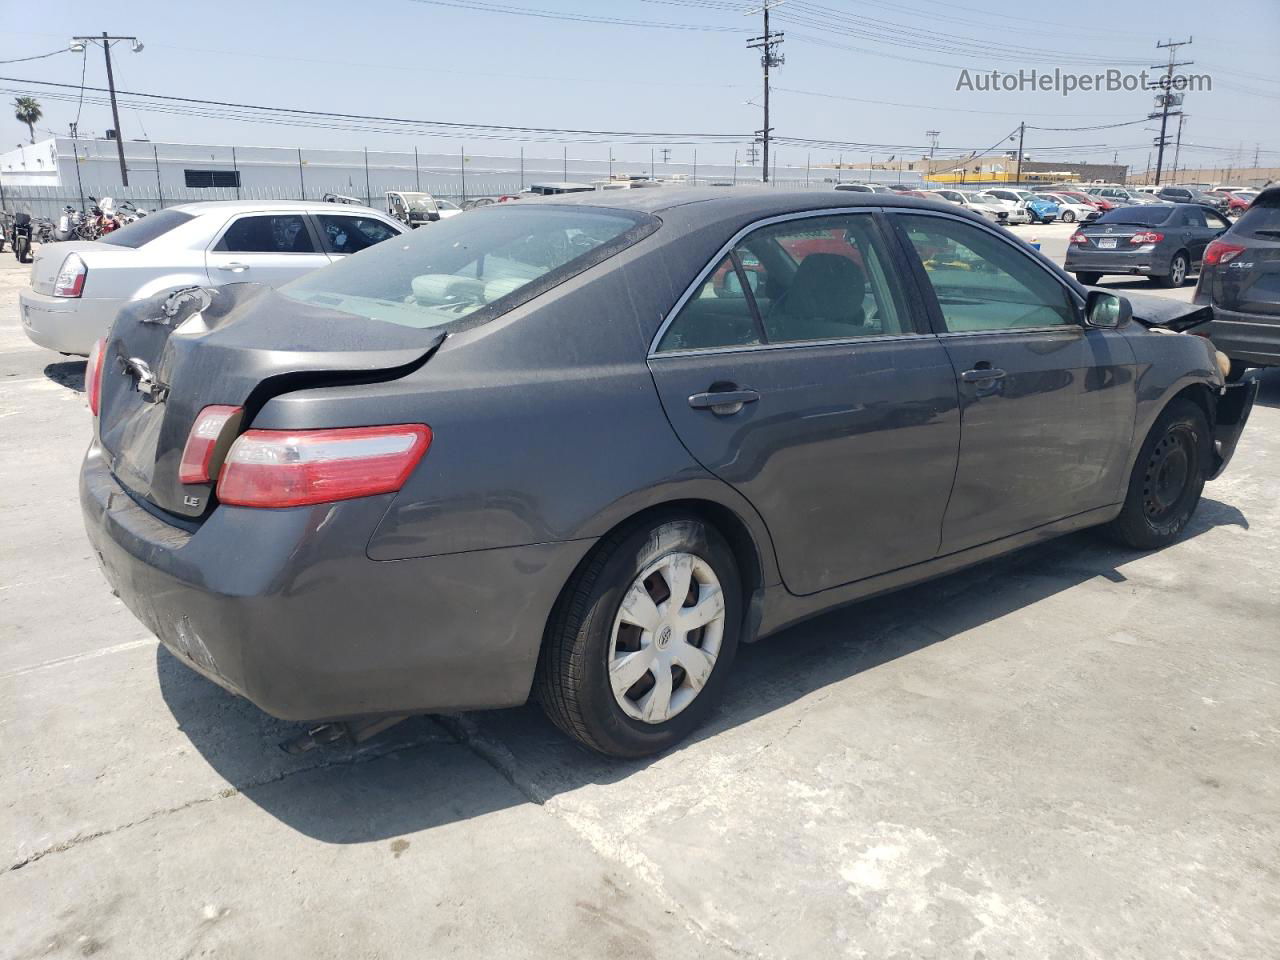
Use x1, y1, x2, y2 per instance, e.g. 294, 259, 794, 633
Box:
1172, 257, 1185, 284
608, 552, 726, 725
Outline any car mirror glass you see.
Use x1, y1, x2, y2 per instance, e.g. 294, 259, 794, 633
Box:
1085, 290, 1131, 329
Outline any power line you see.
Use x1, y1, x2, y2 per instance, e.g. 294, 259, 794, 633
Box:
406, 0, 748, 31
0, 48, 69, 64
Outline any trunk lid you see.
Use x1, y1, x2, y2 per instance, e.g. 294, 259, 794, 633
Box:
1210, 233, 1280, 319
97, 282, 443, 521
30, 241, 125, 295
1079, 223, 1146, 249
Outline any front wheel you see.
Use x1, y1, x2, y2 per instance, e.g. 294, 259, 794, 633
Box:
14, 236, 31, 263
1062, 210, 1076, 223
1074, 271, 1102, 285
1225, 360, 1250, 383
1104, 398, 1210, 550
536, 515, 742, 757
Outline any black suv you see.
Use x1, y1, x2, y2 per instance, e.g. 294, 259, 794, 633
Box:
1194, 186, 1280, 379
1157, 186, 1231, 216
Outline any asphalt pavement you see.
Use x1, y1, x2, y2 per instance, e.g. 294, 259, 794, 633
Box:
2, 237, 1277, 959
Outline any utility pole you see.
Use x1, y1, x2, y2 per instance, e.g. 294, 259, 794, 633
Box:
1172, 113, 1187, 183
70, 33, 144, 187
1014, 121, 1025, 186
660, 147, 671, 165
746, 141, 759, 166
1149, 37, 1192, 186
746, 2, 784, 183
926, 129, 940, 183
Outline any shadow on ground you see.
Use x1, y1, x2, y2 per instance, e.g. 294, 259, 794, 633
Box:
44, 360, 85, 392
158, 497, 1247, 843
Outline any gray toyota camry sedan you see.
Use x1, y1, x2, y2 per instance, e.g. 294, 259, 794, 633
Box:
81, 190, 1257, 757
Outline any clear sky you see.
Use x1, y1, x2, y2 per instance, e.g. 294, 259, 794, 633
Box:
2, 0, 1278, 174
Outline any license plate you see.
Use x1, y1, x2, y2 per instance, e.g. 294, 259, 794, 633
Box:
1098, 238, 1118, 249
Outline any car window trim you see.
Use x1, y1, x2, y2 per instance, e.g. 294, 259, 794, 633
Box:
208, 211, 326, 256
883, 208, 1086, 338
648, 206, 925, 357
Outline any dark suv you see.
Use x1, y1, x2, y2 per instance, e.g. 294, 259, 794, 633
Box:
1194, 185, 1280, 380
1157, 186, 1231, 216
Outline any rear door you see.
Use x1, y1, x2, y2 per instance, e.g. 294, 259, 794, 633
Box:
890, 211, 1137, 553
204, 212, 331, 287
647, 210, 961, 596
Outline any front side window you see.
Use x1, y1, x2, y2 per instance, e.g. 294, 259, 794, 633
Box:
897, 214, 1077, 332
281, 205, 653, 330
316, 214, 400, 255
216, 215, 315, 253
657, 213, 911, 352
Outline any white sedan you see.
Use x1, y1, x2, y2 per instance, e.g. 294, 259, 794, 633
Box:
1041, 193, 1098, 224
20, 200, 406, 356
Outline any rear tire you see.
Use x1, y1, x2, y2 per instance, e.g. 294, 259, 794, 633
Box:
1225, 360, 1250, 383
1074, 271, 1102, 285
1104, 398, 1210, 550
1157, 251, 1188, 288
536, 515, 742, 758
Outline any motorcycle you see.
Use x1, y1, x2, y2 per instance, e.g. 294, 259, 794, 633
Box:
12, 212, 34, 263
55, 205, 84, 242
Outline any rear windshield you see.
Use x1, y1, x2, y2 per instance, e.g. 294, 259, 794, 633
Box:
1094, 206, 1172, 226
99, 209, 195, 248
1232, 199, 1280, 238
280, 205, 656, 329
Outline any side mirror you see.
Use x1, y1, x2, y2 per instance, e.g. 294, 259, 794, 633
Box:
1085, 289, 1132, 329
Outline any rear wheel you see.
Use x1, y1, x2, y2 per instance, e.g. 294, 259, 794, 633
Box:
536, 515, 742, 757
1104, 398, 1210, 550
1157, 251, 1189, 288
1062, 210, 1076, 223
1074, 271, 1102, 285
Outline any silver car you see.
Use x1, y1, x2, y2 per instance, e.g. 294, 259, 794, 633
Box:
20, 200, 406, 356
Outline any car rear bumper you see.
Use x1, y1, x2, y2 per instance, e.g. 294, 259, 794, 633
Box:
1063, 247, 1164, 275
19, 288, 123, 356
1210, 378, 1259, 480
1200, 306, 1280, 367
80, 443, 595, 722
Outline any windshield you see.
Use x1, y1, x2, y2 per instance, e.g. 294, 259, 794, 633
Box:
98, 209, 195, 248
1094, 206, 1173, 226
280, 205, 655, 329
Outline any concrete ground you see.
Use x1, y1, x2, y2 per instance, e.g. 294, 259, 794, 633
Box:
2, 235, 1278, 960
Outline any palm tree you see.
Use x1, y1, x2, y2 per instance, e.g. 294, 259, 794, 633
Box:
14, 97, 42, 144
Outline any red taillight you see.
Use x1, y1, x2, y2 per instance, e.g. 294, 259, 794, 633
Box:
86, 337, 106, 416
1070, 231, 1087, 245
1130, 231, 1164, 245
216, 424, 431, 508
1204, 239, 1246, 266
179, 405, 244, 484
53, 253, 87, 298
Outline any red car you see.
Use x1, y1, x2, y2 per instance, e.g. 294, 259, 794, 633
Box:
1057, 190, 1115, 212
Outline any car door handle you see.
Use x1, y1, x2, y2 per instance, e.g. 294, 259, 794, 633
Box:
960, 367, 1007, 382
217, 262, 251, 272
688, 389, 760, 414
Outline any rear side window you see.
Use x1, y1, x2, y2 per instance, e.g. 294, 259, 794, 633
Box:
657, 213, 911, 352
280, 205, 655, 329
98, 209, 195, 248
315, 214, 400, 255
1181, 207, 1207, 228
1233, 198, 1280, 238
216, 215, 316, 253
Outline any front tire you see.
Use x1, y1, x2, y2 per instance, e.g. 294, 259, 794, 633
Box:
1074, 271, 1102, 285
1225, 360, 1250, 383
14, 236, 31, 263
1104, 398, 1210, 550
1062, 210, 1076, 223
536, 515, 742, 758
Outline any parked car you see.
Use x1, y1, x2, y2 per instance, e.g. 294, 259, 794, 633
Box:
19, 201, 406, 356
833, 182, 895, 194
1156, 186, 1231, 216
988, 189, 1060, 224
523, 182, 598, 196
927, 189, 1008, 223
1065, 202, 1232, 287
1061, 190, 1117, 213
80, 190, 1255, 758
385, 190, 461, 227
1194, 185, 1280, 380
1086, 186, 1168, 207
976, 191, 1031, 225
1043, 193, 1099, 223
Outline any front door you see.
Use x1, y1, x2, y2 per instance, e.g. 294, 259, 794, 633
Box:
890, 211, 1138, 554
205, 212, 332, 288
648, 211, 961, 596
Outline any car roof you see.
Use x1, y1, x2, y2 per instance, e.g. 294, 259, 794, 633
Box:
168, 199, 389, 217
